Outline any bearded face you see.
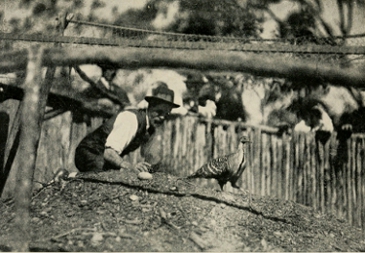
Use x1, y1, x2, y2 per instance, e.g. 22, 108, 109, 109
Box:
148, 103, 173, 127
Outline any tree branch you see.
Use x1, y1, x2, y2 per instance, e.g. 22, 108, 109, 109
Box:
313, 0, 323, 11
345, 0, 354, 37
337, 0, 346, 35
301, 0, 336, 39
0, 82, 115, 118
316, 15, 336, 38
73, 65, 125, 106
264, 6, 285, 26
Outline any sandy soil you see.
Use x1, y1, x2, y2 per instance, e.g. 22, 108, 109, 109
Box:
1, 170, 365, 252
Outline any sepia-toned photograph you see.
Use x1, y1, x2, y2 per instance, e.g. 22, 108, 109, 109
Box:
0, 0, 365, 251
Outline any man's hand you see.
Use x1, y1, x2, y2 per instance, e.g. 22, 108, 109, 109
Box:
198, 99, 217, 118
135, 162, 152, 173
119, 161, 151, 173
119, 161, 132, 170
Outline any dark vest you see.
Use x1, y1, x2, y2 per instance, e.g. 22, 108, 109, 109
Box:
77, 109, 150, 157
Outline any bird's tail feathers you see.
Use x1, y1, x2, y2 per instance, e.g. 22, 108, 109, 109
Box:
186, 172, 198, 179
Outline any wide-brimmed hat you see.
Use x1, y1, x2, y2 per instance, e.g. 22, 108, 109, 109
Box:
239, 136, 252, 143
97, 63, 118, 71
145, 85, 180, 108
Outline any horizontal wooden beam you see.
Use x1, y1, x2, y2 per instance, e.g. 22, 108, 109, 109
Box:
0, 47, 364, 88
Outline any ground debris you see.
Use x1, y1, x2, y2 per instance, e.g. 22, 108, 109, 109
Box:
189, 231, 208, 250
1, 170, 364, 252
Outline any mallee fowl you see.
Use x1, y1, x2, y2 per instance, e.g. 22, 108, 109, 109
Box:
186, 136, 252, 197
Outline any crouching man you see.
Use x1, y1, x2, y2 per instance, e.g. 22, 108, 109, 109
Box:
74, 85, 179, 173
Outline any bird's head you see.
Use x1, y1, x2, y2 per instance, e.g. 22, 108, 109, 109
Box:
239, 136, 251, 144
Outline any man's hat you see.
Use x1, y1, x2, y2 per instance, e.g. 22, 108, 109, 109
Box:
145, 84, 180, 108
97, 63, 118, 71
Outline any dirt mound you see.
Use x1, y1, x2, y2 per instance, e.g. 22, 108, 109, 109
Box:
1, 170, 365, 252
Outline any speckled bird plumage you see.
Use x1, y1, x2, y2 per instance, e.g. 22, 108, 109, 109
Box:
187, 136, 251, 191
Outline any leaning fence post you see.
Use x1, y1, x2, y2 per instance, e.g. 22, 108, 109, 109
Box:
9, 45, 49, 251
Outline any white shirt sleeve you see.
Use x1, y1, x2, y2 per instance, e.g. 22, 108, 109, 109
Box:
105, 111, 139, 155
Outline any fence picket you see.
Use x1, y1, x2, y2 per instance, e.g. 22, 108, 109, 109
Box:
359, 136, 365, 233
356, 137, 363, 227
350, 137, 356, 225
266, 134, 272, 196
329, 135, 337, 216
348, 138, 351, 223
310, 135, 317, 209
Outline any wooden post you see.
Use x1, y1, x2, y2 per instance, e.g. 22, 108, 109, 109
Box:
1, 13, 70, 197
8, 45, 49, 251
0, 103, 21, 196
2, 104, 21, 166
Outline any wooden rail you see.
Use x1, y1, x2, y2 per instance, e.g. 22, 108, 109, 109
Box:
0, 47, 364, 88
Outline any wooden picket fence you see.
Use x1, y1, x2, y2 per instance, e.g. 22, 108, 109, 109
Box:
1, 107, 365, 228
131, 116, 365, 228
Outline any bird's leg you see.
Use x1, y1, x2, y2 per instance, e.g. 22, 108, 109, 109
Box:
248, 190, 252, 210
217, 183, 224, 195
219, 182, 225, 192
176, 178, 196, 188
34, 179, 54, 188
242, 187, 252, 209
233, 184, 253, 210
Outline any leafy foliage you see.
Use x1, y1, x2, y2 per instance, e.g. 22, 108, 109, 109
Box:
115, 0, 264, 38
279, 7, 319, 45
1, 0, 363, 44
251, 0, 365, 44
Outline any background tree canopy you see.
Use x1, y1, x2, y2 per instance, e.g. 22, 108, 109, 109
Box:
0, 0, 364, 42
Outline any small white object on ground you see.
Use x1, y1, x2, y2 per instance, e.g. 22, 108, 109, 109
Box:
91, 232, 103, 246
68, 172, 78, 178
129, 195, 139, 201
138, 172, 153, 180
